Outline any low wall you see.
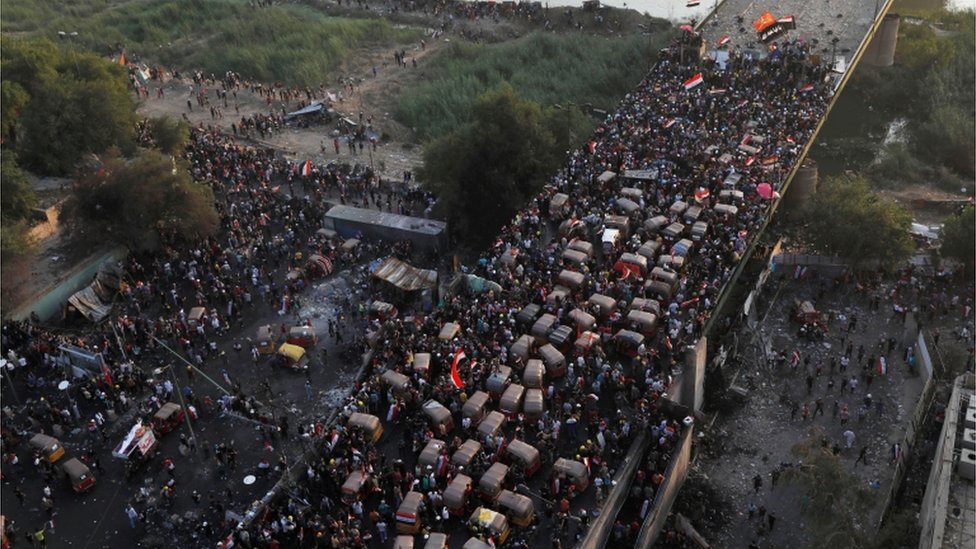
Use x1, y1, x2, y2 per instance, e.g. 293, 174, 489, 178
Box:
636, 426, 695, 548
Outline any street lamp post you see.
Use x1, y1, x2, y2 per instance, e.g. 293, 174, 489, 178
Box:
831, 37, 840, 70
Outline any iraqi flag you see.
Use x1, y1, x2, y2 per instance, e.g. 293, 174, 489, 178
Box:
450, 348, 467, 389
877, 356, 887, 375
718, 35, 730, 47
662, 118, 676, 129
777, 15, 796, 29
798, 83, 814, 93
683, 73, 704, 91
301, 160, 312, 176
707, 88, 728, 96
686, 0, 700, 6
694, 187, 710, 202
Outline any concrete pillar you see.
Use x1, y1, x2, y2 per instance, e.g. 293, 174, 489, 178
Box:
679, 337, 708, 412
863, 13, 900, 67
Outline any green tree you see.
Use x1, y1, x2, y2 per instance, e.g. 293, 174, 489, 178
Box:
148, 115, 191, 156
805, 175, 914, 267
420, 83, 573, 246
940, 205, 975, 274
1, 151, 37, 221
60, 149, 219, 251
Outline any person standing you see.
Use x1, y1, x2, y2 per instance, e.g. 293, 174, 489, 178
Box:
854, 446, 869, 467
843, 430, 856, 449
125, 504, 140, 528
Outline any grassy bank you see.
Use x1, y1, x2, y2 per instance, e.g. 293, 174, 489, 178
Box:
395, 28, 673, 140
1, 0, 420, 85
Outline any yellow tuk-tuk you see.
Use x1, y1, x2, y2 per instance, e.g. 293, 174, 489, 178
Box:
419, 439, 446, 470
462, 391, 490, 424
381, 369, 413, 402
468, 508, 510, 546
255, 324, 277, 355
393, 535, 415, 549
523, 389, 545, 421
396, 491, 425, 534
452, 439, 482, 468
479, 462, 509, 502
61, 457, 96, 493
505, 439, 541, 477
444, 474, 473, 516
499, 384, 525, 418
424, 533, 448, 549
423, 400, 455, 435
276, 343, 309, 371
29, 434, 65, 464
523, 360, 545, 389
497, 490, 535, 527
438, 322, 460, 341
477, 411, 506, 440
553, 458, 590, 491
486, 366, 512, 399
412, 352, 432, 379
342, 470, 370, 503
348, 412, 383, 443
538, 344, 566, 378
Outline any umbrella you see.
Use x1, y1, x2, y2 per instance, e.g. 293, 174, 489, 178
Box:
757, 183, 775, 199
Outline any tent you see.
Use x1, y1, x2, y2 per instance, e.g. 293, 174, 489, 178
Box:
373, 257, 438, 293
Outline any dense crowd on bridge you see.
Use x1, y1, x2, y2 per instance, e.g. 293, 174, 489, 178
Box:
1, 29, 850, 549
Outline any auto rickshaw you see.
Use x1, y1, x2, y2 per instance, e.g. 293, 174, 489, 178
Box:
561, 248, 588, 268
255, 324, 277, 355
614, 329, 645, 358
691, 221, 709, 241
616, 197, 640, 217
627, 310, 658, 338
462, 391, 490, 424
523, 360, 545, 389
342, 470, 370, 503
637, 240, 661, 262
498, 248, 519, 270
381, 369, 413, 402
419, 439, 446, 471
438, 322, 460, 341
568, 239, 594, 259
683, 205, 702, 224
553, 458, 590, 491
29, 434, 65, 463
396, 491, 425, 534
669, 200, 688, 215
656, 254, 686, 271
587, 293, 617, 319
423, 400, 454, 435
61, 457, 96, 493
714, 203, 739, 216
662, 222, 685, 240
276, 343, 309, 371
515, 304, 541, 331
549, 193, 570, 219
558, 219, 588, 240
452, 439, 482, 468
477, 411, 506, 440
286, 326, 317, 348
523, 389, 545, 421
505, 439, 541, 476
486, 366, 512, 399
462, 538, 493, 549
152, 402, 185, 435
444, 474, 473, 516
509, 335, 533, 366
645, 279, 675, 302
499, 384, 525, 418
468, 508, 510, 546
545, 287, 569, 311
620, 187, 644, 201
615, 252, 648, 277
368, 300, 398, 321
568, 308, 596, 332
412, 352, 432, 379
497, 490, 535, 527
644, 215, 668, 234
630, 297, 661, 317
478, 462, 509, 502
574, 331, 601, 355
538, 344, 566, 378
348, 412, 383, 443
557, 270, 585, 290
393, 535, 415, 549
549, 325, 574, 353
604, 214, 630, 237
672, 238, 694, 258
187, 306, 207, 328
531, 314, 557, 345
424, 533, 448, 549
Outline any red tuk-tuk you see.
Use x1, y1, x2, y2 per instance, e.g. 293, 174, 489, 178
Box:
152, 402, 185, 435
62, 457, 96, 493
286, 326, 317, 348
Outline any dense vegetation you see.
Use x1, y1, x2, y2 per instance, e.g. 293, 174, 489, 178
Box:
396, 28, 672, 140
1, 0, 420, 85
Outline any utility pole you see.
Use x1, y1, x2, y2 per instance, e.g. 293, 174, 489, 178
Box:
164, 364, 201, 456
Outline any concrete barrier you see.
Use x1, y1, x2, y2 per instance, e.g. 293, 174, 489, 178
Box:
635, 427, 695, 548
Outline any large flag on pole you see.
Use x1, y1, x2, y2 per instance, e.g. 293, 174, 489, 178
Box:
450, 348, 466, 389
683, 73, 704, 91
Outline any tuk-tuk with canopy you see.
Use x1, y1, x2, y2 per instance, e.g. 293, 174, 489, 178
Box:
394, 536, 415, 549
588, 294, 617, 318
549, 193, 570, 219
368, 300, 398, 321
662, 222, 685, 240
381, 369, 413, 402
558, 219, 588, 239
418, 439, 446, 470
523, 360, 545, 389
630, 297, 661, 317
557, 269, 585, 290
29, 434, 65, 464
516, 303, 541, 331
316, 227, 338, 241
566, 239, 593, 260
452, 439, 482, 468
538, 344, 566, 378
462, 537, 495, 549
553, 458, 590, 491
477, 411, 506, 440
601, 227, 622, 255
627, 309, 658, 337
423, 400, 454, 435
152, 402, 185, 435
463, 391, 490, 424
396, 491, 425, 534
644, 215, 668, 234
616, 197, 640, 217
568, 308, 596, 332
412, 352, 432, 378
714, 203, 739, 216
545, 287, 569, 310
509, 334, 533, 365
276, 343, 309, 371
348, 412, 383, 443
61, 457, 96, 493
575, 331, 601, 354
505, 439, 541, 476
486, 366, 513, 399
188, 307, 207, 327
523, 388, 545, 420
669, 200, 688, 216
286, 326, 317, 348
637, 240, 661, 262
672, 238, 695, 257
479, 462, 509, 502
656, 254, 686, 271
549, 325, 574, 352
720, 189, 744, 201
691, 221, 709, 241
424, 533, 448, 549
499, 384, 525, 418
561, 248, 588, 268
651, 267, 679, 287
615, 252, 648, 277
615, 329, 645, 358
620, 187, 644, 201
597, 170, 617, 184
605, 215, 630, 237
444, 474, 473, 516
342, 470, 371, 503
438, 322, 460, 341
683, 205, 702, 223
531, 314, 557, 345
255, 324, 277, 355
498, 248, 519, 269
497, 490, 535, 527
645, 279, 675, 302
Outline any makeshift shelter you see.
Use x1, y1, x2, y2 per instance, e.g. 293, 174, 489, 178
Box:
372, 257, 438, 303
